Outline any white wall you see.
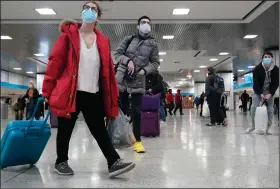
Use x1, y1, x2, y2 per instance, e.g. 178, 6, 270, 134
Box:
194, 83, 205, 97
1, 70, 36, 86
217, 73, 234, 110
36, 74, 44, 94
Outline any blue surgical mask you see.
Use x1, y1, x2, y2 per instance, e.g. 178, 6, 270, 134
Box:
81, 9, 97, 23
263, 58, 272, 64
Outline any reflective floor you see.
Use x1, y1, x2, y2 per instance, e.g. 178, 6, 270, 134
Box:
1, 110, 279, 188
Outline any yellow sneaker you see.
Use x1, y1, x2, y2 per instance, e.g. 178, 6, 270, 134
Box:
133, 142, 145, 153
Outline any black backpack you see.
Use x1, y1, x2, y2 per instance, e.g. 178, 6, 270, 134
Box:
114, 35, 135, 73
213, 75, 225, 94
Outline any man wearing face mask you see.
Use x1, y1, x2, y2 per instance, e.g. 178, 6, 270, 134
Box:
246, 51, 279, 134
114, 16, 160, 153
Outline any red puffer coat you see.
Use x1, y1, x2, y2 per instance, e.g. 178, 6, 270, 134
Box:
42, 20, 119, 119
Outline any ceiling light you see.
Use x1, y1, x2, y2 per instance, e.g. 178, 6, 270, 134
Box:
219, 52, 229, 55
26, 71, 34, 74
158, 66, 160, 69
163, 35, 174, 39
187, 75, 192, 78
178, 81, 184, 85
244, 35, 258, 39
238, 69, 244, 72
34, 53, 45, 57
1, 36, 12, 40
173, 8, 190, 15
248, 66, 255, 69
181, 79, 187, 81
160, 59, 163, 62
242, 78, 245, 80
194, 70, 200, 72
176, 85, 180, 87
210, 58, 218, 61
13, 68, 22, 70
159, 52, 166, 55
35, 8, 56, 15
199, 65, 207, 68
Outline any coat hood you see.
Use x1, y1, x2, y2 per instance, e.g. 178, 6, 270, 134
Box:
59, 19, 79, 33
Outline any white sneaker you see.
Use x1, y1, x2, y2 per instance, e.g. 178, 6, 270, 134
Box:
245, 127, 255, 134
265, 128, 272, 135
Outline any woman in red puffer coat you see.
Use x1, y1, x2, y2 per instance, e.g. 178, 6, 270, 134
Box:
42, 1, 135, 178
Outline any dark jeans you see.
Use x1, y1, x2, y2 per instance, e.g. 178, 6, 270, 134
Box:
208, 94, 224, 124
174, 102, 183, 114
119, 92, 143, 142
15, 110, 24, 120
167, 102, 175, 114
242, 101, 248, 112
56, 91, 120, 167
200, 102, 204, 116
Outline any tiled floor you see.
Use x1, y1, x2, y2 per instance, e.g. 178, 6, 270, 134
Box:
1, 110, 279, 188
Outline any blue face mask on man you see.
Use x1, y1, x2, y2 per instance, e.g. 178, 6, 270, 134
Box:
263, 58, 272, 65
81, 9, 97, 23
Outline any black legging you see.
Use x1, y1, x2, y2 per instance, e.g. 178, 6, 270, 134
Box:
208, 94, 224, 124
119, 92, 143, 142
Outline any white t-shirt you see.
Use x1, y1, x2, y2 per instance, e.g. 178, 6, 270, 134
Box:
77, 31, 100, 93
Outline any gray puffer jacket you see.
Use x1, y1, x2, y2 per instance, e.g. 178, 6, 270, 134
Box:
114, 32, 160, 94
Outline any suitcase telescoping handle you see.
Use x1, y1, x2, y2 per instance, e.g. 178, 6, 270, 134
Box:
27, 97, 51, 131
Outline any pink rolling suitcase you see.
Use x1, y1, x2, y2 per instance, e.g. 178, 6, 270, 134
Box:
141, 111, 160, 137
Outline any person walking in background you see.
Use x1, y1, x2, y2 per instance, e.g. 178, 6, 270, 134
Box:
22, 81, 40, 120
114, 15, 160, 153
218, 92, 228, 126
204, 67, 225, 126
166, 89, 175, 115
194, 96, 200, 112
199, 92, 205, 116
241, 90, 249, 112
42, 1, 135, 177
246, 51, 279, 134
174, 89, 184, 115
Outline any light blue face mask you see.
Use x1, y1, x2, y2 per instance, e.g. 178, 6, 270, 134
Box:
81, 9, 97, 23
263, 58, 272, 65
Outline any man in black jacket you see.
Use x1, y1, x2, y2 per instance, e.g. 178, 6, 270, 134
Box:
204, 67, 225, 126
246, 51, 279, 134
240, 90, 250, 112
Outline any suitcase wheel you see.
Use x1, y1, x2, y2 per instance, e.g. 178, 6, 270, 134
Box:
29, 164, 34, 168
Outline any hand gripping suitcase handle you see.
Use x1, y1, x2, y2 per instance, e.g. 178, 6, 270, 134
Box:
27, 97, 51, 130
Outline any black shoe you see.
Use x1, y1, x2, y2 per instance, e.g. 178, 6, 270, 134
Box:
108, 159, 135, 178
180, 113, 184, 115
54, 161, 74, 175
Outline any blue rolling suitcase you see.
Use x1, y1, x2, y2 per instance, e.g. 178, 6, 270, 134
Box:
1, 97, 51, 169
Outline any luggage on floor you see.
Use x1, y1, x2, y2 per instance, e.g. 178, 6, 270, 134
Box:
50, 110, 58, 128
1, 97, 51, 169
202, 101, 210, 117
141, 93, 161, 111
107, 108, 136, 149
141, 111, 160, 137
255, 103, 268, 134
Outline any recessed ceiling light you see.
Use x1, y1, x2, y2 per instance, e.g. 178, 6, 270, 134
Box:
194, 70, 200, 72
238, 69, 244, 72
210, 58, 218, 61
173, 8, 190, 15
163, 35, 174, 39
181, 79, 187, 81
1, 36, 12, 40
159, 52, 166, 55
199, 65, 207, 68
178, 81, 184, 85
242, 78, 245, 80
13, 68, 22, 70
34, 53, 45, 56
176, 85, 180, 87
35, 8, 56, 15
158, 66, 160, 69
160, 59, 163, 62
219, 52, 229, 56
187, 75, 192, 78
244, 35, 258, 39
248, 66, 255, 69
26, 71, 34, 74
